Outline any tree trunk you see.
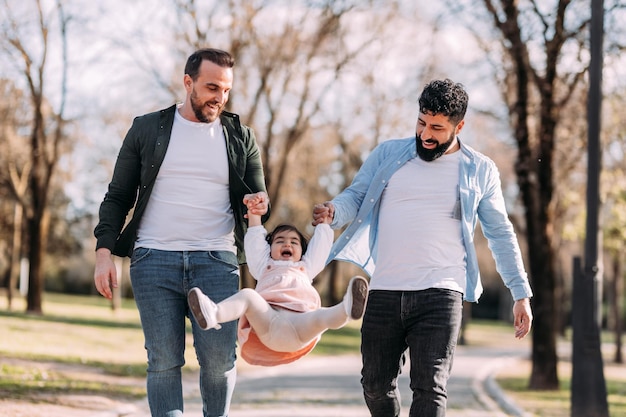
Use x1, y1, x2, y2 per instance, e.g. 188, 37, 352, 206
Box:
528, 77, 561, 389
26, 175, 50, 314
488, 0, 561, 390
326, 261, 341, 306
527, 225, 559, 389
25, 214, 44, 314
517, 90, 560, 390
7, 202, 23, 310
611, 254, 623, 364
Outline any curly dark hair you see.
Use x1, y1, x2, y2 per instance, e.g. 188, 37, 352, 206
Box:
265, 224, 309, 255
418, 79, 468, 125
185, 48, 235, 81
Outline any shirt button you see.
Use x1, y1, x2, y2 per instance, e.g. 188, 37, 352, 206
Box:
370, 199, 374, 203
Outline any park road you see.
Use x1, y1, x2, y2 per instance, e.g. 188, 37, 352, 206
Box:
164, 343, 529, 417
0, 342, 529, 417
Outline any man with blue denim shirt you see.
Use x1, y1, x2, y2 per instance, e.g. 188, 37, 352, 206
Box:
94, 48, 269, 417
313, 79, 533, 416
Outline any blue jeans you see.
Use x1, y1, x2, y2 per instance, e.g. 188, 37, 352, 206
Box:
361, 289, 463, 417
130, 248, 240, 417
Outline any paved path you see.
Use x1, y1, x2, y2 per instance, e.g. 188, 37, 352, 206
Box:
1, 341, 531, 417
122, 343, 529, 417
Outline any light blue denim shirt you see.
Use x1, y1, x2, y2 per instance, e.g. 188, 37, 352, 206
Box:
328, 137, 533, 303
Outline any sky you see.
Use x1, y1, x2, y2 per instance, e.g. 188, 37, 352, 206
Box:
2, 0, 624, 220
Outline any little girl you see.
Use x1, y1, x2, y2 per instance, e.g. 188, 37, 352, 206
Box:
188, 192, 368, 366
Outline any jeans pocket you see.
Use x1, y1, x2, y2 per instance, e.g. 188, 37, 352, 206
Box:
130, 247, 152, 267
206, 251, 238, 269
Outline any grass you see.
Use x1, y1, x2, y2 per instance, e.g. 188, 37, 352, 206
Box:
0, 361, 145, 400
496, 355, 626, 416
1, 295, 146, 371
1, 292, 625, 414
462, 318, 626, 416
0, 293, 151, 401
0, 291, 363, 402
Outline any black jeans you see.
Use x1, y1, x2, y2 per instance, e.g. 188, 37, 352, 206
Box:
361, 288, 463, 417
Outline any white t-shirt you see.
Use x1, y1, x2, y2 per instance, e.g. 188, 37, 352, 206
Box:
135, 109, 236, 253
371, 151, 465, 293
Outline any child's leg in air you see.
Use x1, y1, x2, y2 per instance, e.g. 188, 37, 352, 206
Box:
188, 286, 321, 352
189, 276, 369, 353
188, 287, 276, 333
276, 276, 370, 349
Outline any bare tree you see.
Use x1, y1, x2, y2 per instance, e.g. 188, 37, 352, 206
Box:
154, 1, 398, 209
0, 79, 32, 309
93, 1, 453, 303
444, 0, 626, 389
0, 0, 73, 313
106, 0, 423, 290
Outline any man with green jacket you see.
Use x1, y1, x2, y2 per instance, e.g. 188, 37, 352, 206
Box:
94, 48, 269, 417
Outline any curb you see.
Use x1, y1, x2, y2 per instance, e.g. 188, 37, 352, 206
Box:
473, 356, 531, 417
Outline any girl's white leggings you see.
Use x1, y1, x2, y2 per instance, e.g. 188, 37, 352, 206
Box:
215, 288, 350, 352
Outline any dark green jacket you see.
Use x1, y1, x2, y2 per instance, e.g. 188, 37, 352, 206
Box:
94, 105, 269, 264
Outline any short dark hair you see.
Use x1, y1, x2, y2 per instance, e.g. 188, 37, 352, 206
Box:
418, 79, 468, 125
185, 48, 235, 81
265, 224, 309, 255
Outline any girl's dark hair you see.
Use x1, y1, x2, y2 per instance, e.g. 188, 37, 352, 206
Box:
185, 48, 235, 81
418, 78, 468, 125
265, 224, 309, 254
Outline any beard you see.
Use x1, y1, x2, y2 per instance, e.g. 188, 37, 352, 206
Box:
190, 88, 221, 123
415, 132, 456, 161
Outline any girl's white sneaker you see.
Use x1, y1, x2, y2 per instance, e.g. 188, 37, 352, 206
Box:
188, 287, 221, 330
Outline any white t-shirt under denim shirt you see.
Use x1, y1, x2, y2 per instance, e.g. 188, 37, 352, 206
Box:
135, 109, 236, 253
373, 151, 465, 293
328, 138, 532, 303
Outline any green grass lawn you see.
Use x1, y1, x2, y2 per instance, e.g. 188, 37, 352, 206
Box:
1, 292, 625, 415
496, 355, 626, 417
0, 292, 362, 365
0, 291, 363, 402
